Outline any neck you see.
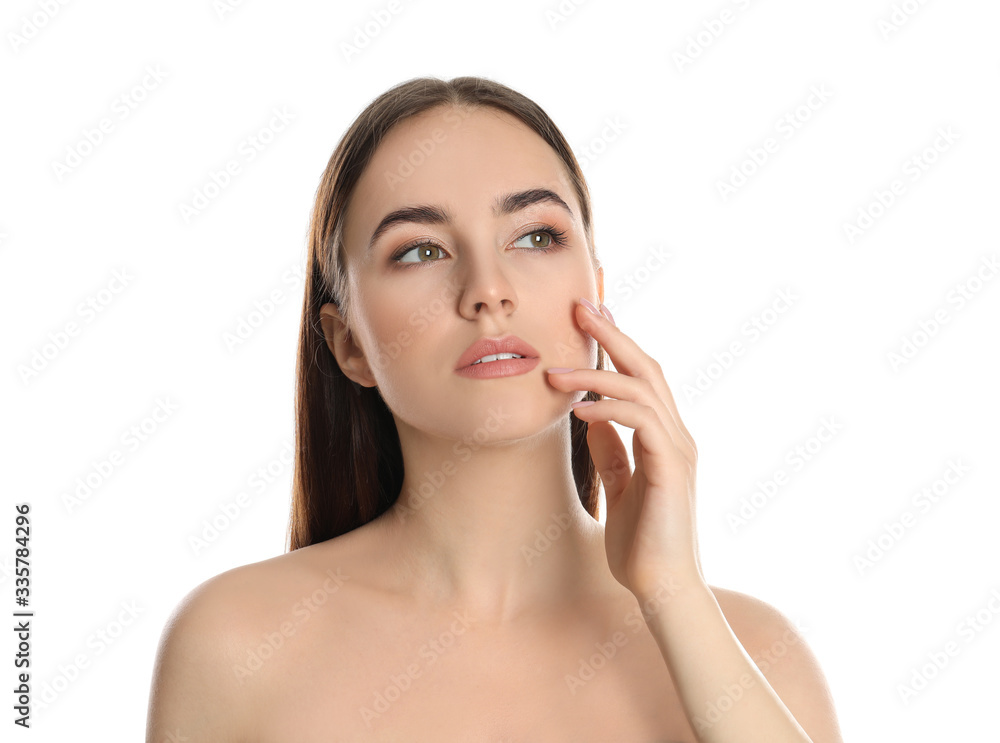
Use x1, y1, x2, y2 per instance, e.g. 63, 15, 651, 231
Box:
371, 408, 615, 626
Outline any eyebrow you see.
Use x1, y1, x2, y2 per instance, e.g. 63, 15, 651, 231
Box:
366, 188, 575, 255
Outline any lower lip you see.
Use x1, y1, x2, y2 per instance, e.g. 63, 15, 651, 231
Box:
455, 357, 540, 379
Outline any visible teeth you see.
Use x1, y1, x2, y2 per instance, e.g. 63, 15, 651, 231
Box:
471, 352, 524, 365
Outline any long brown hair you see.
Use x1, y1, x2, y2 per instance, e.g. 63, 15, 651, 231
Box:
286, 76, 606, 551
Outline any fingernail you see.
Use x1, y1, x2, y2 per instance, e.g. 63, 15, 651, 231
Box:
546, 367, 574, 374
571, 400, 596, 408
579, 297, 601, 316
599, 303, 616, 326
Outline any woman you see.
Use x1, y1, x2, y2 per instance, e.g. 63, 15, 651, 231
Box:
146, 76, 844, 742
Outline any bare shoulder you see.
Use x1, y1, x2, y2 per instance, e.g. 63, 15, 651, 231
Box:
145, 538, 362, 743
708, 585, 802, 638
707, 585, 845, 743
145, 563, 257, 742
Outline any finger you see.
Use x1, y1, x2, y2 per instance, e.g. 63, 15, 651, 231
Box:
571, 398, 693, 493
578, 399, 699, 573
584, 419, 631, 509
549, 367, 696, 464
574, 302, 697, 456
574, 301, 650, 379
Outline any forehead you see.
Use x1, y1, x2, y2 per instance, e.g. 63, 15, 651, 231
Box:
343, 106, 577, 255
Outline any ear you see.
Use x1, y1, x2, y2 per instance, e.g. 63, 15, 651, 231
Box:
318, 302, 377, 388
596, 263, 605, 306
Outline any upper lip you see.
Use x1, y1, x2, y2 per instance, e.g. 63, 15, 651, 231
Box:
455, 334, 540, 370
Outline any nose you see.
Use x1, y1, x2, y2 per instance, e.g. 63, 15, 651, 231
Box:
456, 243, 518, 320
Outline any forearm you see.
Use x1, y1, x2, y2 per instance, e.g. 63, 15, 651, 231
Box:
639, 574, 812, 743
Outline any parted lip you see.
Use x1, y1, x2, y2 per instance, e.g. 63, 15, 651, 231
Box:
455, 335, 540, 370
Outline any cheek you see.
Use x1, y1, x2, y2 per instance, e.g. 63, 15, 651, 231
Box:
540, 271, 601, 369
354, 292, 448, 390
541, 305, 599, 370
346, 283, 410, 379
358, 312, 413, 382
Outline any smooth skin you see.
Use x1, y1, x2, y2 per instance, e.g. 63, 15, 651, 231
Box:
146, 105, 844, 742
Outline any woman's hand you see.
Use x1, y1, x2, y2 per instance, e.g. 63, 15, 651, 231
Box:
549, 301, 838, 742
547, 297, 705, 600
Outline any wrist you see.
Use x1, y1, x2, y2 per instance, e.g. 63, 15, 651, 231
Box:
631, 567, 712, 617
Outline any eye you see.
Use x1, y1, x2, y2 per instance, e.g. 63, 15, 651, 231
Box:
512, 226, 568, 253
390, 225, 569, 267
394, 243, 446, 264
513, 231, 554, 249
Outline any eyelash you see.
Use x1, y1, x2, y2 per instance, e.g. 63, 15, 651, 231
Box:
389, 224, 570, 267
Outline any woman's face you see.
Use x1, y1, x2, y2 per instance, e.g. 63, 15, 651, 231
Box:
323, 104, 603, 441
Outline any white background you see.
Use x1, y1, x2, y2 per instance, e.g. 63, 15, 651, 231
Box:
2, 0, 999, 740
